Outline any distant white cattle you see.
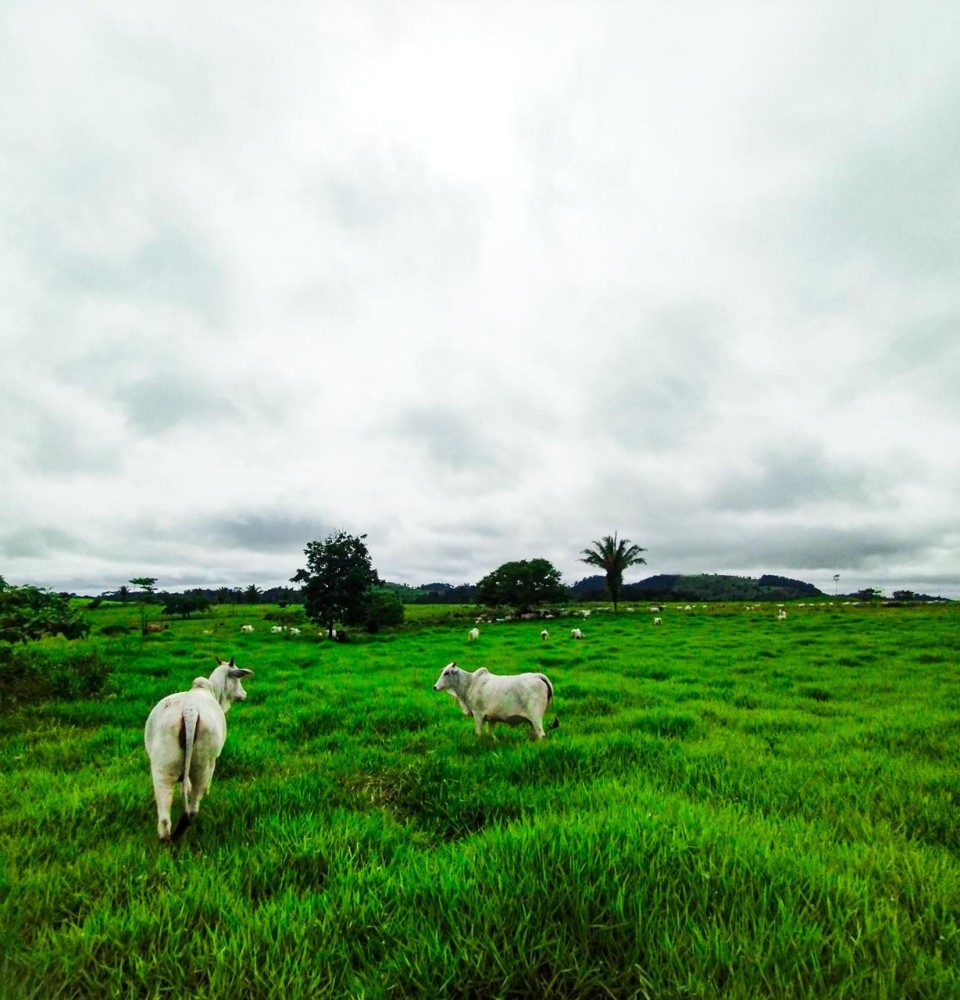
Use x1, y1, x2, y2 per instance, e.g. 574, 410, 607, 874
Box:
468, 627, 480, 641
433, 661, 557, 741
570, 627, 583, 639
540, 629, 549, 641
144, 657, 253, 841
653, 617, 663, 626
240, 625, 254, 633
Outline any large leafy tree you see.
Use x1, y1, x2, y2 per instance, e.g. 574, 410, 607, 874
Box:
579, 532, 647, 613
0, 580, 90, 646
292, 530, 380, 637
162, 593, 210, 620
475, 558, 567, 616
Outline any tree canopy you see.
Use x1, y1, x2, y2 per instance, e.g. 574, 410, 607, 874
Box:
161, 593, 210, 619
474, 558, 567, 615
292, 530, 381, 636
0, 580, 90, 647
579, 533, 647, 613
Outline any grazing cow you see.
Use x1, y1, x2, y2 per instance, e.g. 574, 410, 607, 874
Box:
289, 627, 300, 635
778, 610, 787, 620
144, 657, 253, 841
540, 629, 549, 641
240, 625, 254, 633
270, 626, 284, 634
570, 627, 583, 639
433, 661, 557, 741
468, 627, 480, 641
653, 617, 663, 626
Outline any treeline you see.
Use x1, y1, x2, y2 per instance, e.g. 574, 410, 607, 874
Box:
96, 585, 302, 606
93, 574, 829, 607
376, 573, 826, 604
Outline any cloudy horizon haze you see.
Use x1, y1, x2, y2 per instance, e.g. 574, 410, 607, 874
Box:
2, 2, 958, 601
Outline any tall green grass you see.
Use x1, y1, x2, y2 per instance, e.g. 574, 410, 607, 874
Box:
2, 600, 959, 998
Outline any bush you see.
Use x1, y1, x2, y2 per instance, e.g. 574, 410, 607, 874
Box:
0, 646, 112, 707
366, 591, 405, 633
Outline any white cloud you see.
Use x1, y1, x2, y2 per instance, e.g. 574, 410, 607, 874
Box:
1, 1, 958, 599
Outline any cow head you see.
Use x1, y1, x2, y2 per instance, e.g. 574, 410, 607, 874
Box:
433, 661, 459, 692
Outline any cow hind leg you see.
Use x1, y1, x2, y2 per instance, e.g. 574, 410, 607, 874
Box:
179, 761, 217, 830
152, 774, 175, 841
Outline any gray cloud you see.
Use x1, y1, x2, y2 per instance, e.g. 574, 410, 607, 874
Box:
1, 2, 958, 599
707, 444, 880, 513
112, 372, 243, 436
200, 513, 336, 556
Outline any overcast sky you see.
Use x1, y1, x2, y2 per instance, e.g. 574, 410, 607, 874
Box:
2, 1, 958, 599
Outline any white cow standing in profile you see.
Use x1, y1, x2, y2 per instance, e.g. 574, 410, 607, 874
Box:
433, 661, 558, 741
144, 657, 253, 841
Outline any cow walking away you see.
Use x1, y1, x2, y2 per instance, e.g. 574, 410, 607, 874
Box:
144, 657, 253, 841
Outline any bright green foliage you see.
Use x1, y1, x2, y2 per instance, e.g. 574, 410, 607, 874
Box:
2, 601, 960, 998
1, 645, 110, 703
0, 580, 90, 645
292, 530, 380, 636
475, 558, 567, 615
579, 531, 647, 612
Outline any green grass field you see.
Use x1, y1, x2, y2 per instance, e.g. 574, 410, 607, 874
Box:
2, 600, 959, 999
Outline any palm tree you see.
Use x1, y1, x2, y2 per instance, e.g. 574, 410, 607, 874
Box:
579, 533, 647, 613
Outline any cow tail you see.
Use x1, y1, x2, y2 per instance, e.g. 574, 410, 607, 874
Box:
539, 674, 560, 730
179, 703, 200, 802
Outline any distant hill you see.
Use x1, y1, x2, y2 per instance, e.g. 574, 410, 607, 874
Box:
378, 581, 477, 604
572, 573, 823, 603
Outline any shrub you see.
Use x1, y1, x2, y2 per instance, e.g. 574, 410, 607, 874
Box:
0, 646, 112, 707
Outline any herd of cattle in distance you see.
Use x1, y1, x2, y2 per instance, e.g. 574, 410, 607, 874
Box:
143, 603, 801, 841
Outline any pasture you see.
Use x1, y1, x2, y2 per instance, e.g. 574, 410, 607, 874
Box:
2, 599, 959, 999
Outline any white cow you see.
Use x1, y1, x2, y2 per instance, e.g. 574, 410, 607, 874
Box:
433, 661, 557, 741
570, 627, 583, 639
144, 657, 253, 841
240, 625, 254, 633
653, 617, 663, 626
468, 627, 480, 641
540, 629, 549, 641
